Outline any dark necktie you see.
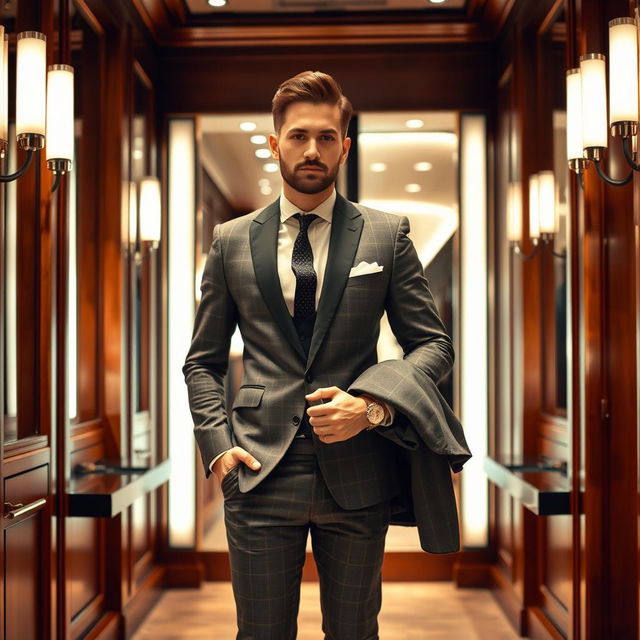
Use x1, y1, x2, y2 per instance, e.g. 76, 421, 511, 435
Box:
291, 213, 319, 320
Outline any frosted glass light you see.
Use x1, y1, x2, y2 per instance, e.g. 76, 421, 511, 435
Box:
528, 174, 540, 240
46, 65, 74, 162
538, 171, 556, 234
580, 54, 608, 149
507, 182, 522, 243
139, 176, 161, 243
129, 181, 137, 243
16, 32, 46, 137
609, 18, 638, 125
566, 69, 583, 161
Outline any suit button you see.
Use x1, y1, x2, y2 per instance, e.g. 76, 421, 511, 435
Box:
305, 372, 313, 383
292, 416, 300, 425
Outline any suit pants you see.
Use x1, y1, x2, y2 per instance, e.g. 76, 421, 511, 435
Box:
222, 437, 391, 640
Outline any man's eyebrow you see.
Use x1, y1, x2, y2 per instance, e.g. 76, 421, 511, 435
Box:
288, 127, 339, 135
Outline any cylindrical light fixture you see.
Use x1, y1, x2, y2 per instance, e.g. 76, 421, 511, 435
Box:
566, 68, 586, 172
507, 182, 522, 244
538, 170, 556, 235
16, 31, 46, 150
528, 173, 540, 240
46, 64, 74, 172
608, 18, 638, 136
139, 176, 161, 244
129, 181, 138, 244
580, 53, 608, 159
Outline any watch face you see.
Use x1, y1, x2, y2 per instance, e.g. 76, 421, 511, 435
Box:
367, 403, 385, 425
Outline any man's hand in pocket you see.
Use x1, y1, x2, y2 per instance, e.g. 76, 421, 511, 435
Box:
213, 447, 261, 485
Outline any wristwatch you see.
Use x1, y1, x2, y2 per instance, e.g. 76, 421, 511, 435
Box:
363, 397, 385, 430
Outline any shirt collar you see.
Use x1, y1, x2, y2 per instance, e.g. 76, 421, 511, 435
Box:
279, 188, 336, 224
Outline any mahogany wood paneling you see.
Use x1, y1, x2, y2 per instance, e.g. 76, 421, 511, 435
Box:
71, 7, 101, 424
160, 45, 496, 116
491, 1, 577, 637
577, 0, 638, 637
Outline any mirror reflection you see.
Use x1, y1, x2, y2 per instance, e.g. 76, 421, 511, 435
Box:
191, 111, 458, 553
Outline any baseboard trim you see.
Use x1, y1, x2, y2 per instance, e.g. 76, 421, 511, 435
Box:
163, 561, 206, 587
527, 606, 566, 640
122, 566, 166, 637
452, 562, 491, 587
488, 565, 526, 635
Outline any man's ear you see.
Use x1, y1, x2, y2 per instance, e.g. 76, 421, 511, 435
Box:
340, 136, 351, 165
268, 134, 279, 159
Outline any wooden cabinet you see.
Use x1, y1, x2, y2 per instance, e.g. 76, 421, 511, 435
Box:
2, 453, 50, 640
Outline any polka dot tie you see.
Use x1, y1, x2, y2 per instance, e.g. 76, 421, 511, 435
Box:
291, 213, 319, 320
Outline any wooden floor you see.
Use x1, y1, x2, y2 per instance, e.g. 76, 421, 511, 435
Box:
133, 582, 521, 639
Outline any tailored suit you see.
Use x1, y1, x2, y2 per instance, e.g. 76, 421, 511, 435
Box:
183, 190, 467, 639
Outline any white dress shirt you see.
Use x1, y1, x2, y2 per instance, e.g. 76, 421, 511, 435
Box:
209, 188, 394, 473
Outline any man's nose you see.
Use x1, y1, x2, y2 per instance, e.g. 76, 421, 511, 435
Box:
304, 140, 319, 159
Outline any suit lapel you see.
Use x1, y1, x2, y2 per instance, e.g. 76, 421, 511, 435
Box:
250, 199, 307, 363
249, 193, 363, 371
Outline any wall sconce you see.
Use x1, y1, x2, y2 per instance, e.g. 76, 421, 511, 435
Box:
0, 27, 74, 193
508, 172, 565, 259
566, 17, 640, 187
132, 176, 161, 263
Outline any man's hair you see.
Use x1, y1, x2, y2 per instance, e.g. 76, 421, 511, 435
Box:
272, 70, 353, 139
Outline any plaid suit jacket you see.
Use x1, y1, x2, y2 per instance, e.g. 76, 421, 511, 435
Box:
183, 192, 470, 518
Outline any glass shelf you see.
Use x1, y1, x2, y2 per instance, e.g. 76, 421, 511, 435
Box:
66, 458, 171, 517
483, 454, 578, 516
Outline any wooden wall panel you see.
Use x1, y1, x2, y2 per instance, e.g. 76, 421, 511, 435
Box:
160, 45, 496, 115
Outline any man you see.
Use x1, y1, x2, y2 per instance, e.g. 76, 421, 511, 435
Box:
183, 70, 456, 640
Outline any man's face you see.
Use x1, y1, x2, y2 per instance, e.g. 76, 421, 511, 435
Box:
269, 101, 351, 195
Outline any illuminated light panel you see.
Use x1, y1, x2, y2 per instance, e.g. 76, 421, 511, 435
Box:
168, 119, 196, 548
459, 113, 488, 548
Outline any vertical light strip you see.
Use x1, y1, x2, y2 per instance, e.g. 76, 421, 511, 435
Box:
459, 114, 489, 547
5, 123, 16, 417
67, 142, 78, 420
168, 119, 196, 547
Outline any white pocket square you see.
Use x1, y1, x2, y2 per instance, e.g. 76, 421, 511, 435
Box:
348, 261, 384, 278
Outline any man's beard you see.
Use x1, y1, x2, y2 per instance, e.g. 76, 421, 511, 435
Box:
280, 160, 340, 195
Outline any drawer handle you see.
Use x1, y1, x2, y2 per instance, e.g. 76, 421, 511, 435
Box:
4, 498, 47, 519
134, 449, 152, 457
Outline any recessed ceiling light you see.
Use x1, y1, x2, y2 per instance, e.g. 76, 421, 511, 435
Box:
370, 162, 387, 172
404, 183, 421, 193
263, 162, 279, 173
405, 119, 424, 129
250, 134, 267, 144
255, 148, 271, 159
414, 162, 432, 171
429, 0, 447, 4
240, 121, 257, 131
258, 178, 270, 186
208, 0, 227, 6
260, 186, 273, 195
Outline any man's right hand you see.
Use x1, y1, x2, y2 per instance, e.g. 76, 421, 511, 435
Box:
213, 446, 261, 485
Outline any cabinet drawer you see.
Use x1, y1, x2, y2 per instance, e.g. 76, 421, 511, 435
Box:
4, 465, 49, 519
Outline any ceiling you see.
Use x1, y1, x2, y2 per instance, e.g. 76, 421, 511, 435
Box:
132, 0, 513, 46
184, 0, 466, 14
